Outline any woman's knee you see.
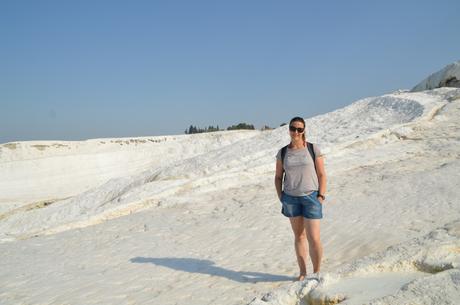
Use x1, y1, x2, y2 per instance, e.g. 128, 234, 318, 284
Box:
306, 235, 321, 246
294, 231, 307, 242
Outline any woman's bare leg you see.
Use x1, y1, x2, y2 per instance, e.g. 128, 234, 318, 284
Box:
304, 218, 322, 273
289, 216, 308, 280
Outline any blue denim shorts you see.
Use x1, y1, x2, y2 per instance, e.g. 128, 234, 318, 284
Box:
280, 191, 323, 219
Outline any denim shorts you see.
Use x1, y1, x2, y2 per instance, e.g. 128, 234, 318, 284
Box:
280, 191, 323, 219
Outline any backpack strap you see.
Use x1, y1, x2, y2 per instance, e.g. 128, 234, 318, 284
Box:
306, 142, 318, 174
280, 145, 289, 186
281, 145, 288, 164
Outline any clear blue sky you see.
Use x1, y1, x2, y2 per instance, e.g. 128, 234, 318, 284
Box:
1, 0, 459, 143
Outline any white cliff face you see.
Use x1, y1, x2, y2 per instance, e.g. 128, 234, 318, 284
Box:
1, 69, 460, 304
412, 60, 460, 91
0, 130, 260, 204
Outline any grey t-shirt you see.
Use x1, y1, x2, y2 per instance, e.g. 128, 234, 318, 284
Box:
276, 143, 323, 196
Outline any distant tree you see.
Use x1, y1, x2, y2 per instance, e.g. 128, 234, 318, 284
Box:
261, 125, 272, 131
207, 125, 219, 132
185, 124, 220, 134
227, 123, 255, 130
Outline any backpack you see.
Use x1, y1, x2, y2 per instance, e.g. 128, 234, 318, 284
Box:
280, 142, 317, 183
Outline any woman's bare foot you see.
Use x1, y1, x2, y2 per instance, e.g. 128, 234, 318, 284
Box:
297, 273, 306, 281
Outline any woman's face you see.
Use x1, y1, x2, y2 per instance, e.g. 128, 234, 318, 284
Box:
289, 121, 305, 140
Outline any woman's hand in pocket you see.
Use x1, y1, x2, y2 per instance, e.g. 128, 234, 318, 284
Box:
317, 196, 324, 204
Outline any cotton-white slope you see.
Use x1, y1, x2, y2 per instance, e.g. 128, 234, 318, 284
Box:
0, 89, 453, 242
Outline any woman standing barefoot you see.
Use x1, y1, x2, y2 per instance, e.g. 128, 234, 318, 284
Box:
274, 116, 327, 281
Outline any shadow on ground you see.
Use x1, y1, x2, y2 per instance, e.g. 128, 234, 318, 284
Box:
130, 257, 293, 283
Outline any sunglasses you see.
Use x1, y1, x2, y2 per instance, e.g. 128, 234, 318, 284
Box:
289, 126, 305, 133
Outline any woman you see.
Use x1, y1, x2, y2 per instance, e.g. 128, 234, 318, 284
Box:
274, 116, 327, 281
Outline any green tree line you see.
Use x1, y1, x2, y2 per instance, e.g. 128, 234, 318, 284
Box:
184, 122, 284, 134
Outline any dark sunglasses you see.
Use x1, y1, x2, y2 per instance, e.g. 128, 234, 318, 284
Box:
289, 126, 305, 133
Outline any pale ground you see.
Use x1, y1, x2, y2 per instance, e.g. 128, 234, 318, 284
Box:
1, 86, 460, 304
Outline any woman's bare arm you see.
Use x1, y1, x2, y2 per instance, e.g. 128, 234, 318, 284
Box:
315, 156, 327, 200
274, 159, 284, 200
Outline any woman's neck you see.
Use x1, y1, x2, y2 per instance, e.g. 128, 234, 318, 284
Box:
290, 139, 305, 149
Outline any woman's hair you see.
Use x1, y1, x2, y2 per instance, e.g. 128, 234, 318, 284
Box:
289, 116, 306, 142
